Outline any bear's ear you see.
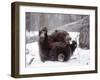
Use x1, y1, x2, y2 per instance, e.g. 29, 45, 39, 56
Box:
42, 27, 48, 31
55, 30, 58, 32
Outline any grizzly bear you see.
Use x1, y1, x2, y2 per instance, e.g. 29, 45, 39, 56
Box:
39, 27, 77, 62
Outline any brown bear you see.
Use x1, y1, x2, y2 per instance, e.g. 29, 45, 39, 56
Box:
39, 27, 77, 62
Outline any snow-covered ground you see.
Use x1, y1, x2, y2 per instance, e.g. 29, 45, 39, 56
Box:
25, 32, 90, 68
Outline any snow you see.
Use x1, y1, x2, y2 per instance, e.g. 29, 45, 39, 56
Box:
25, 32, 90, 67
26, 31, 39, 38
26, 42, 42, 66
